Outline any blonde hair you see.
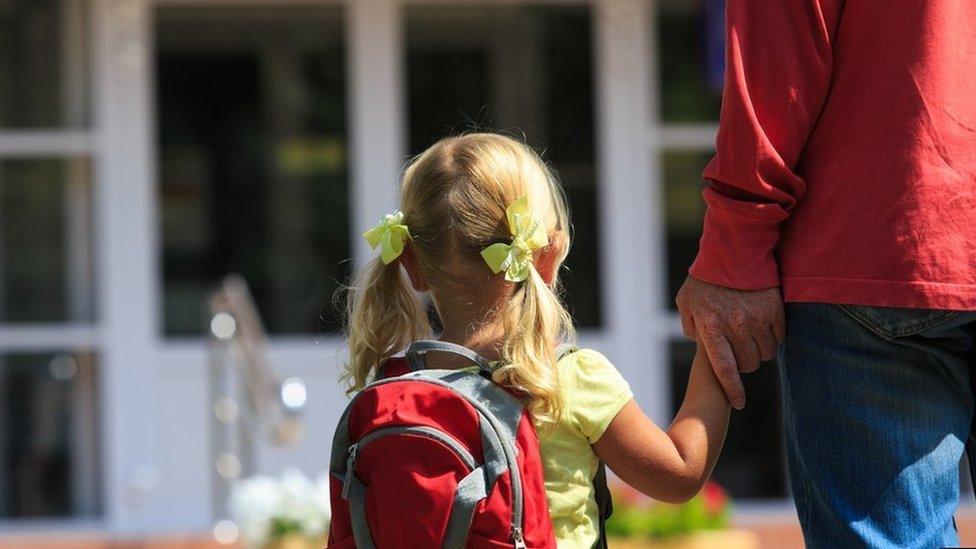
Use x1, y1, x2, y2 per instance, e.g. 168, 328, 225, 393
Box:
344, 133, 576, 425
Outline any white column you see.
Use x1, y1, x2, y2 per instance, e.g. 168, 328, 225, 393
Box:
347, 0, 405, 270
92, 0, 161, 533
594, 0, 667, 424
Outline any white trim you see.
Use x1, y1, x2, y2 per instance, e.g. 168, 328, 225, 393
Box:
657, 313, 685, 339
0, 325, 101, 351
659, 123, 718, 151
347, 0, 405, 270
594, 0, 665, 423
92, 0, 161, 533
0, 131, 95, 157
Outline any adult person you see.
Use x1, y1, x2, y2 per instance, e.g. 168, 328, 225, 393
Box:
675, 1, 976, 546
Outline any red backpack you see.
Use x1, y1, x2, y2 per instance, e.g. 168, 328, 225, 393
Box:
328, 340, 557, 548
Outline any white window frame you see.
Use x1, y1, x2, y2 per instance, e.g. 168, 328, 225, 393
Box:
0, 0, 104, 533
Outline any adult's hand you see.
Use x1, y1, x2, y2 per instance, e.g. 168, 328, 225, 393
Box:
675, 276, 785, 409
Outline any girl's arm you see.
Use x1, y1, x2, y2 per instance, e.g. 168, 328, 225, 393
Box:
591, 346, 730, 503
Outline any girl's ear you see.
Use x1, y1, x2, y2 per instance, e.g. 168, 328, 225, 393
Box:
534, 231, 568, 285
399, 245, 429, 292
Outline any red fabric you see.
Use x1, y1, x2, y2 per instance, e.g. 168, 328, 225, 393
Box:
689, 1, 976, 309
512, 414, 553, 548
329, 365, 556, 548
379, 357, 412, 379
348, 383, 485, 461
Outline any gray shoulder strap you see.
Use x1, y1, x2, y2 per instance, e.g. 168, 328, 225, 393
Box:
406, 340, 497, 375
442, 467, 488, 549
556, 342, 579, 360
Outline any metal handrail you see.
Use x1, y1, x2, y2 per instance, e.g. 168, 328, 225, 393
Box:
206, 274, 306, 521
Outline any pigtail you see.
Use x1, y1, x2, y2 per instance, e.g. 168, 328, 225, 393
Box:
344, 257, 430, 392
496, 265, 576, 427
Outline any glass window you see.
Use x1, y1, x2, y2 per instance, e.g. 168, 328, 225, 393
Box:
670, 340, 787, 499
663, 151, 711, 309
658, 0, 723, 123
0, 158, 95, 323
0, 351, 100, 517
0, 0, 90, 128
406, 4, 602, 328
155, 6, 349, 335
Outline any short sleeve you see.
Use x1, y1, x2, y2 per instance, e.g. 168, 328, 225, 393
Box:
561, 349, 634, 443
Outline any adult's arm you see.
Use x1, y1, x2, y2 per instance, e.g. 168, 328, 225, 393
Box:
678, 0, 844, 408
690, 0, 844, 289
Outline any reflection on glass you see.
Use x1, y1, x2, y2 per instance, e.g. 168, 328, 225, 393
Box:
406, 4, 602, 328
664, 151, 711, 309
658, 0, 723, 122
670, 340, 787, 499
0, 159, 95, 323
0, 351, 100, 517
156, 6, 349, 335
0, 0, 89, 127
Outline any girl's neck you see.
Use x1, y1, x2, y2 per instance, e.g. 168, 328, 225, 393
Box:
437, 320, 505, 363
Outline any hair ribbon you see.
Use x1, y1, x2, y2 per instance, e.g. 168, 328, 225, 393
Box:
481, 196, 549, 282
363, 210, 411, 264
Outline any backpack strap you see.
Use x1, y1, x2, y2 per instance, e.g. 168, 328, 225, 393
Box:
406, 340, 498, 376
556, 343, 579, 361
443, 467, 489, 549
345, 471, 377, 548
592, 461, 614, 549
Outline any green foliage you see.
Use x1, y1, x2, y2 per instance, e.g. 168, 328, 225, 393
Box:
605, 482, 731, 540
268, 517, 306, 538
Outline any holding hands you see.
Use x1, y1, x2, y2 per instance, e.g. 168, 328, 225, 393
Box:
675, 276, 785, 409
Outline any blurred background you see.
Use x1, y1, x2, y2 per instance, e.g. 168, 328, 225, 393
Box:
0, 0, 970, 547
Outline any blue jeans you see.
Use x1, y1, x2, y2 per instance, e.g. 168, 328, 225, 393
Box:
781, 303, 976, 548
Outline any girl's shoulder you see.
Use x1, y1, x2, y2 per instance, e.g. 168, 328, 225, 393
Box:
557, 347, 620, 379
555, 347, 633, 442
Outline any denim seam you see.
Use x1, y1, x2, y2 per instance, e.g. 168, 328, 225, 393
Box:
837, 305, 960, 340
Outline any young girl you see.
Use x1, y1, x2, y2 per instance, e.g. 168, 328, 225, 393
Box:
345, 133, 730, 548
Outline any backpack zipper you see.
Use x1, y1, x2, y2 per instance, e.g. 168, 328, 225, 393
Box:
345, 424, 478, 474
511, 526, 526, 549
341, 442, 359, 499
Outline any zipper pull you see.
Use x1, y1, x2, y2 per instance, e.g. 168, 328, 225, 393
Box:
341, 443, 359, 500
511, 527, 526, 549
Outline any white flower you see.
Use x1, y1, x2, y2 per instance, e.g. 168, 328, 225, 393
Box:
228, 469, 332, 548
229, 475, 283, 546
312, 472, 332, 522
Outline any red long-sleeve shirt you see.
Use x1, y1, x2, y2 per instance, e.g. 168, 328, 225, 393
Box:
689, 0, 976, 310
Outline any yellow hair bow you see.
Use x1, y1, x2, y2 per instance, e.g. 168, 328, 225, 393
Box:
481, 196, 549, 282
363, 210, 412, 264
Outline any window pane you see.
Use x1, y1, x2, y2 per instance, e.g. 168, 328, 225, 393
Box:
156, 6, 349, 335
0, 351, 100, 517
664, 151, 711, 309
658, 0, 723, 122
406, 5, 602, 328
670, 340, 787, 499
0, 158, 95, 323
0, 0, 90, 127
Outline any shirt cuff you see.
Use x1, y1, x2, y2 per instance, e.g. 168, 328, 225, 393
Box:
689, 189, 783, 290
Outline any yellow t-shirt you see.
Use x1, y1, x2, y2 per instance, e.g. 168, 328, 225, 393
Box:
539, 349, 633, 548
